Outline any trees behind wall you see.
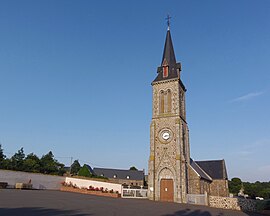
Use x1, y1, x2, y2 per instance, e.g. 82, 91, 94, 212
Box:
0, 144, 66, 176
229, 177, 270, 199
78, 164, 92, 177
70, 159, 81, 175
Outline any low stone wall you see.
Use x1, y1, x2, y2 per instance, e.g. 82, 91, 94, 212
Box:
209, 196, 257, 212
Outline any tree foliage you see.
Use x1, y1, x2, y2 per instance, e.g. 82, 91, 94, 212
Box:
228, 177, 242, 195
0, 144, 66, 176
40, 151, 65, 175
70, 159, 81, 175
243, 181, 270, 199
78, 164, 92, 177
0, 144, 5, 160
23, 153, 41, 173
0, 144, 7, 169
10, 147, 25, 171
229, 177, 270, 199
129, 166, 138, 171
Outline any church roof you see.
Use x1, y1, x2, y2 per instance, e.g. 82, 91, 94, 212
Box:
153, 29, 181, 83
190, 159, 212, 182
93, 168, 144, 181
195, 160, 228, 180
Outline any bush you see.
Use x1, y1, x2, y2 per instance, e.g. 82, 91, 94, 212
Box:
256, 200, 270, 211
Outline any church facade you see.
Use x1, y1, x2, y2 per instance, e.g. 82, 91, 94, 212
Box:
148, 28, 229, 203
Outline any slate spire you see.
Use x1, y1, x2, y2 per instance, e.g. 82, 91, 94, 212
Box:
161, 29, 177, 70
153, 28, 181, 83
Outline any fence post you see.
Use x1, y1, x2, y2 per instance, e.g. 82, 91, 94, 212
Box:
205, 191, 209, 206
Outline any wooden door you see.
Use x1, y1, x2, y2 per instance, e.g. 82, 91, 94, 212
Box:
160, 179, 174, 202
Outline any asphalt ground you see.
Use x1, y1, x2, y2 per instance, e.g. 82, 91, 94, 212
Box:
0, 189, 265, 216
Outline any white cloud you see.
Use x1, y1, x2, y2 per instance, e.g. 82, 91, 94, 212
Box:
230, 91, 264, 102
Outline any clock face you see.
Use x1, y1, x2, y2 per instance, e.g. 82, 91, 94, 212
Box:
162, 132, 170, 140
158, 128, 172, 143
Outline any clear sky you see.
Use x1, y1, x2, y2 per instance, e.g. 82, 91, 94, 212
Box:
0, 0, 269, 182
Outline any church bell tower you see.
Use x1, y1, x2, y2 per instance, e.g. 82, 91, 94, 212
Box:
148, 25, 190, 203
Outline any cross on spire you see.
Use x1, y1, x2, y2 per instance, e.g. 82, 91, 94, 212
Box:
166, 14, 171, 30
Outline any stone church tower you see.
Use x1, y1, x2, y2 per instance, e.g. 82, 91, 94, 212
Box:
148, 28, 190, 203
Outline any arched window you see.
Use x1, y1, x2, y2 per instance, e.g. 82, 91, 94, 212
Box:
182, 124, 186, 156
160, 90, 165, 114
167, 89, 172, 113
180, 91, 185, 117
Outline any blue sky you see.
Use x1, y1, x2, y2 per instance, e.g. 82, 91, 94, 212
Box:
0, 0, 269, 182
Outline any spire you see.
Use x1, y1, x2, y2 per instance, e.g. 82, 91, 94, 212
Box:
161, 29, 177, 69
153, 25, 181, 83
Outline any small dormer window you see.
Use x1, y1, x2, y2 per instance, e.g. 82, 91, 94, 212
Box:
163, 66, 168, 78
126, 175, 130, 179
113, 174, 117, 178
162, 59, 169, 78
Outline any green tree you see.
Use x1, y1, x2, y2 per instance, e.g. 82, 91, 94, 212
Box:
70, 159, 81, 175
229, 177, 242, 195
243, 182, 257, 199
0, 144, 6, 169
10, 147, 25, 171
23, 153, 41, 173
40, 151, 65, 175
78, 164, 92, 177
129, 166, 138, 171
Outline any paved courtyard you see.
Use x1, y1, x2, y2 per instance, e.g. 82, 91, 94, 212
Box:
0, 189, 264, 216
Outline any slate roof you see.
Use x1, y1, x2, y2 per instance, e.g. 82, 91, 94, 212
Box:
190, 159, 212, 182
195, 160, 228, 180
153, 29, 182, 83
93, 168, 144, 181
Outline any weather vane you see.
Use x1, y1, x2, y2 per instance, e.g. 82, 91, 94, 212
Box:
166, 14, 171, 30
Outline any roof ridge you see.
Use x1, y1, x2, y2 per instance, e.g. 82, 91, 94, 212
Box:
93, 167, 143, 172
196, 159, 224, 162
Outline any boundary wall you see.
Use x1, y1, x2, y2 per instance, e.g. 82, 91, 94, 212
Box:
209, 195, 257, 212
0, 169, 64, 190
0, 169, 122, 193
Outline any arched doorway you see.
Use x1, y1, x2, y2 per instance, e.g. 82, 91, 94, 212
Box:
158, 167, 174, 202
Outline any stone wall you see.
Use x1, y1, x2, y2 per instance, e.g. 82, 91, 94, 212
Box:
210, 179, 229, 197
209, 196, 257, 212
0, 169, 64, 190
200, 179, 210, 195
188, 165, 200, 194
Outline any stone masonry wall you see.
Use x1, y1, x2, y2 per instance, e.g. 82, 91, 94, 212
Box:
210, 179, 229, 197
188, 165, 200, 194
209, 196, 257, 212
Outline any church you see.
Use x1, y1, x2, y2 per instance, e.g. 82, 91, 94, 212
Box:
147, 25, 229, 203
